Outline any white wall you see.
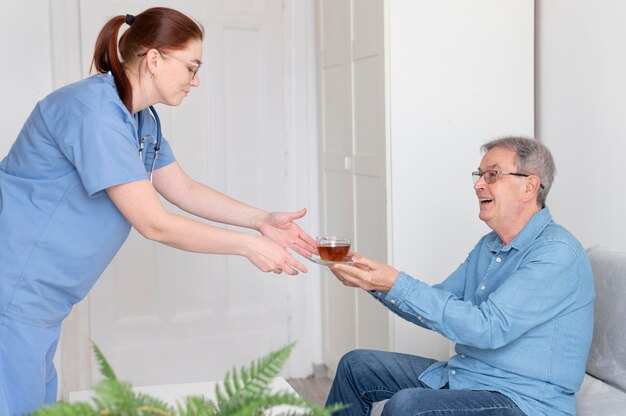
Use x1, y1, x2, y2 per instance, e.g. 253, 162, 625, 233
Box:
387, 0, 626, 361
388, 0, 535, 358
0, 2, 54, 156
537, 1, 626, 253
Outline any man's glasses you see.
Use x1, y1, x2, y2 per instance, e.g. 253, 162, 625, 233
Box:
158, 50, 201, 80
472, 170, 544, 189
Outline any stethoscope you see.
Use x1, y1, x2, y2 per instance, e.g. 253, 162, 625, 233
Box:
137, 105, 162, 182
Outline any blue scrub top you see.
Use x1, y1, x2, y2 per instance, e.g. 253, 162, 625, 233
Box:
0, 73, 175, 327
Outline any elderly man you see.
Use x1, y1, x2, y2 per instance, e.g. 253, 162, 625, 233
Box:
326, 137, 594, 416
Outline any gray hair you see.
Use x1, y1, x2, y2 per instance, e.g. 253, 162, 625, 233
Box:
481, 136, 555, 208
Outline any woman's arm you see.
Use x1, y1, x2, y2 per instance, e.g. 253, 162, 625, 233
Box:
151, 163, 317, 257
152, 162, 266, 228
106, 179, 308, 275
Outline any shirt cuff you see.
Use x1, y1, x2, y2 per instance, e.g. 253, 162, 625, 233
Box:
368, 271, 413, 302
385, 271, 415, 305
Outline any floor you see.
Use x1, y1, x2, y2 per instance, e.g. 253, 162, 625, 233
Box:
287, 376, 333, 406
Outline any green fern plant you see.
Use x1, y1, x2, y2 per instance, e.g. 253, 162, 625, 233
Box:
32, 343, 345, 416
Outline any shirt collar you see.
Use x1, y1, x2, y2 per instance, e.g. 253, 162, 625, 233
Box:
487, 207, 553, 253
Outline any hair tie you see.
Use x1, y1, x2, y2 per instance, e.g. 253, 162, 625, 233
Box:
125, 14, 135, 26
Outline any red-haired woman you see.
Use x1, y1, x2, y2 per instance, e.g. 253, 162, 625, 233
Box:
0, 7, 316, 414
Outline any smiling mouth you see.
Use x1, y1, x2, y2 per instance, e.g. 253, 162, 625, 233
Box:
480, 198, 493, 205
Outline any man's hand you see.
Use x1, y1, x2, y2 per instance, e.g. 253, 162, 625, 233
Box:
330, 253, 400, 292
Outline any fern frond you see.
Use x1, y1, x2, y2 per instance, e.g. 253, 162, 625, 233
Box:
222, 389, 346, 416
269, 401, 346, 416
91, 379, 135, 412
305, 402, 349, 416
133, 391, 174, 414
91, 343, 116, 381
33, 342, 345, 416
215, 388, 228, 410
222, 391, 308, 416
176, 395, 219, 416
232, 367, 243, 393
91, 380, 176, 415
223, 369, 236, 398
216, 342, 296, 409
31, 401, 97, 416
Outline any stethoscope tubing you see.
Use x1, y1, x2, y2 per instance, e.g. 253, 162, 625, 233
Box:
137, 105, 162, 182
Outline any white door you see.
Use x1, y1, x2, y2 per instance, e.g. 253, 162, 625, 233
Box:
316, 0, 390, 375
57, 0, 320, 391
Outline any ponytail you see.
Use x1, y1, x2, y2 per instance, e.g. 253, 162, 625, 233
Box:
91, 8, 204, 113
91, 15, 133, 112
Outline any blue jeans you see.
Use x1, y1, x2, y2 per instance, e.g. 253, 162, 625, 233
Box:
325, 349, 526, 416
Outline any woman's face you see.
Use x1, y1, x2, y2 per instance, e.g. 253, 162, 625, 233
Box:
154, 39, 203, 106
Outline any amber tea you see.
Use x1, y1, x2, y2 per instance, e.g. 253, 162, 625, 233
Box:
316, 236, 351, 262
317, 244, 350, 261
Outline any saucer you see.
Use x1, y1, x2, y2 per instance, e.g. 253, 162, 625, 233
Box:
308, 255, 354, 266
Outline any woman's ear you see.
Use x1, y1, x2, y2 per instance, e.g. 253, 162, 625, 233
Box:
145, 48, 160, 77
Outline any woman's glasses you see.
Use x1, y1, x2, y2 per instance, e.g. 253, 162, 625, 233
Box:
136, 50, 202, 80
158, 50, 201, 80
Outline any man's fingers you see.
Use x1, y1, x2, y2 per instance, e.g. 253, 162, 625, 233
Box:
331, 263, 363, 280
351, 254, 377, 270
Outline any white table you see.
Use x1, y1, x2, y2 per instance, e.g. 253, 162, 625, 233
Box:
69, 377, 303, 414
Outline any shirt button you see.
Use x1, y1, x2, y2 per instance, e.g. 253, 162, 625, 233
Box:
390, 299, 396, 304
451, 369, 457, 375
377, 292, 382, 296
496, 257, 502, 263
480, 285, 486, 290
460, 354, 466, 358
417, 316, 423, 321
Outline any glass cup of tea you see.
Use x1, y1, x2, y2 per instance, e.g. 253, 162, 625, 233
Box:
316, 235, 351, 262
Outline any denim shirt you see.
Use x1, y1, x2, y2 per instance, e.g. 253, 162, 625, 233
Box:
372, 208, 594, 416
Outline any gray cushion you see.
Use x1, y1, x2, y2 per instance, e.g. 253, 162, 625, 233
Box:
577, 374, 626, 416
370, 399, 388, 416
585, 246, 626, 392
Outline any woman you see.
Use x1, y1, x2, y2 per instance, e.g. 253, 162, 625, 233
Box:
0, 7, 316, 414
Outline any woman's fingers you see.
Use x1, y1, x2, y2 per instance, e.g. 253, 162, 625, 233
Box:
290, 241, 316, 258
286, 258, 307, 274
288, 208, 307, 221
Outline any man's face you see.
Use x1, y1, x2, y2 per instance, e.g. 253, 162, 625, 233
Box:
474, 147, 527, 233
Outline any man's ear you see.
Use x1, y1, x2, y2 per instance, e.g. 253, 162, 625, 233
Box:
523, 175, 541, 202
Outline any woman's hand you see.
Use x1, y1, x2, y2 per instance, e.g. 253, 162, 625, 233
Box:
108, 180, 308, 276
244, 235, 309, 275
257, 208, 317, 258
330, 253, 400, 292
